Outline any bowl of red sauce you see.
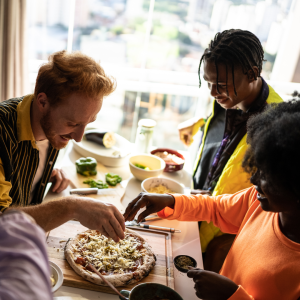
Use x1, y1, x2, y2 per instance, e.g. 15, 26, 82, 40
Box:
151, 148, 185, 173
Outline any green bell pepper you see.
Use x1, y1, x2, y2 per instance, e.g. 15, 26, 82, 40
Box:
83, 178, 108, 189
75, 157, 97, 176
105, 173, 122, 186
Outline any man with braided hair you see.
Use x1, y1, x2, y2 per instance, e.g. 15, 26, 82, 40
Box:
178, 29, 282, 271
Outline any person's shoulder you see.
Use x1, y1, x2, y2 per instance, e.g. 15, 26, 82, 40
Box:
0, 96, 24, 120
266, 84, 283, 104
242, 185, 260, 208
0, 97, 24, 135
230, 186, 258, 206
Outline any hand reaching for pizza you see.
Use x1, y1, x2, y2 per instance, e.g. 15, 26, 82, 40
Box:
74, 199, 125, 243
187, 267, 238, 300
123, 193, 175, 223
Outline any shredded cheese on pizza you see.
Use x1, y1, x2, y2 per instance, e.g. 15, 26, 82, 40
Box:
73, 232, 145, 274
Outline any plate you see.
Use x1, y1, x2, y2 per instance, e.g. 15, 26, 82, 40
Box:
73, 130, 133, 167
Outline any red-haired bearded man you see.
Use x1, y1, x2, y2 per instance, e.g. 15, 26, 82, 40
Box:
0, 51, 124, 242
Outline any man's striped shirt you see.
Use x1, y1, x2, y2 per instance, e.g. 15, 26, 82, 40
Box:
0, 95, 59, 211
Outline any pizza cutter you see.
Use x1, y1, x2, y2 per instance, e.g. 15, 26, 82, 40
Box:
125, 220, 181, 233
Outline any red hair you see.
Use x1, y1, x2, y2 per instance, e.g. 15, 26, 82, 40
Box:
34, 51, 116, 105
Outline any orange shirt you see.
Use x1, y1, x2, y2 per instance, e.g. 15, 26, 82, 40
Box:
158, 186, 300, 300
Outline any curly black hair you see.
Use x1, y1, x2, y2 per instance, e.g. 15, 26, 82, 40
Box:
242, 100, 300, 197
198, 29, 265, 95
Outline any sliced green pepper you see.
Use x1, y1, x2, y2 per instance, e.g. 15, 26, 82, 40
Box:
83, 178, 108, 189
134, 163, 150, 171
75, 157, 97, 176
105, 173, 122, 186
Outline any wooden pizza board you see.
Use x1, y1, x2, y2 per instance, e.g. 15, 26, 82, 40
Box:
63, 164, 126, 213
47, 221, 174, 294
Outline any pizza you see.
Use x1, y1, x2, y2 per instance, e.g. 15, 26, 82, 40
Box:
65, 228, 156, 286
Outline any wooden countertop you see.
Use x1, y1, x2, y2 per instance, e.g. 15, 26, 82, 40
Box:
44, 143, 203, 300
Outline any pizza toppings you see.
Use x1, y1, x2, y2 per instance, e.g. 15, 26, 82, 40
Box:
65, 229, 156, 287
72, 231, 146, 275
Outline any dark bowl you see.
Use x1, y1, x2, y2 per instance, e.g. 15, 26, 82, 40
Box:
119, 282, 183, 300
151, 148, 185, 173
173, 255, 197, 273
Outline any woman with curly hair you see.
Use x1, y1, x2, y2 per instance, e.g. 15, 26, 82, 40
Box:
125, 100, 300, 300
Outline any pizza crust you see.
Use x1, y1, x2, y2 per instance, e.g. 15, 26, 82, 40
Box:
65, 228, 156, 287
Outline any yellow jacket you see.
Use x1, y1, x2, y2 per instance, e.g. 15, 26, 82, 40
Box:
194, 85, 283, 252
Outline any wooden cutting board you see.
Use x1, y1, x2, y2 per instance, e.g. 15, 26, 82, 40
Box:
47, 221, 174, 294
63, 164, 126, 213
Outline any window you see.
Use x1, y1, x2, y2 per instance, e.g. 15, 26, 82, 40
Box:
27, 0, 299, 151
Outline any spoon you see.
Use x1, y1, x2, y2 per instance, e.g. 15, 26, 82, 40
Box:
87, 263, 128, 300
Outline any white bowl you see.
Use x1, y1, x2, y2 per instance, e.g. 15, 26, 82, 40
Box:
50, 261, 64, 293
141, 177, 184, 194
129, 154, 166, 181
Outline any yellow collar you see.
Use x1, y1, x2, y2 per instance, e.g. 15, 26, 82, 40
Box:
17, 94, 38, 150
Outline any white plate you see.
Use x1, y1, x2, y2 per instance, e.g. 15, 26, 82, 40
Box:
73, 130, 133, 167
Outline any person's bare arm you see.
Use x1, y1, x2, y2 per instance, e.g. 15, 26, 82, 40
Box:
5, 196, 125, 242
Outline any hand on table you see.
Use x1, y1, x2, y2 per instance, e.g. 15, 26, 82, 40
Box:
123, 192, 175, 223
74, 198, 125, 243
187, 267, 238, 300
49, 168, 70, 193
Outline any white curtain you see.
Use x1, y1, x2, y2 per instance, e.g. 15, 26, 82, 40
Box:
0, 0, 29, 102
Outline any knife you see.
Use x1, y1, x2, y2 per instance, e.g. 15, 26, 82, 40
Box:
70, 188, 116, 195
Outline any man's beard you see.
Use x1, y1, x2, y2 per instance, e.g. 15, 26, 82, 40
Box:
40, 110, 70, 150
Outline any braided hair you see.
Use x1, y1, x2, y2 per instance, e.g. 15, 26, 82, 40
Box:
198, 29, 265, 96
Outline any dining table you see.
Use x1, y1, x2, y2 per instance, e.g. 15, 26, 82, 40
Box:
44, 143, 203, 300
